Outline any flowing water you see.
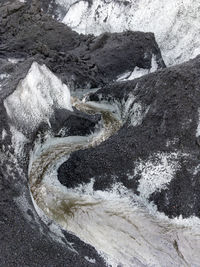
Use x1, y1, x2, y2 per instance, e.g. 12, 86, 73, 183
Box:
29, 97, 200, 267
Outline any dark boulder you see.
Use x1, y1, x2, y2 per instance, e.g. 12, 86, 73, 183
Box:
85, 31, 165, 80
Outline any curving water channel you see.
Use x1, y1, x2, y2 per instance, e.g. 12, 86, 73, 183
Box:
29, 97, 200, 266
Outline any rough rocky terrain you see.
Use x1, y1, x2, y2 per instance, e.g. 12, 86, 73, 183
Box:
1, 0, 200, 266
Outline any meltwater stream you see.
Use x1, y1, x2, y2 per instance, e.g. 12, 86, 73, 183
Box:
29, 97, 200, 266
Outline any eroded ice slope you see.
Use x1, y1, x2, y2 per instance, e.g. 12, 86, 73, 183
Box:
59, 0, 200, 66
4, 62, 72, 131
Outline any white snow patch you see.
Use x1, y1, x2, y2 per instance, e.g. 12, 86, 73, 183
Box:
0, 74, 10, 80
2, 129, 7, 140
4, 62, 72, 130
63, 1, 89, 31
196, 108, 200, 137
117, 68, 149, 81
151, 55, 159, 72
84, 256, 96, 264
116, 71, 132, 81
0, 73, 10, 91
10, 125, 29, 156
119, 92, 149, 126
127, 67, 150, 80
130, 102, 150, 127
120, 93, 136, 122
135, 152, 181, 199
193, 164, 200, 176
8, 58, 24, 64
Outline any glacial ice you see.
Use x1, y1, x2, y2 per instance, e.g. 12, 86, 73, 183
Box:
4, 62, 72, 131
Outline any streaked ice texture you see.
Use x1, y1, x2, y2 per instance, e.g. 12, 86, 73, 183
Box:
60, 0, 200, 66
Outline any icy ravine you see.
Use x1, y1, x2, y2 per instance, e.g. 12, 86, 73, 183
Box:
29, 86, 200, 266
59, 0, 200, 66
